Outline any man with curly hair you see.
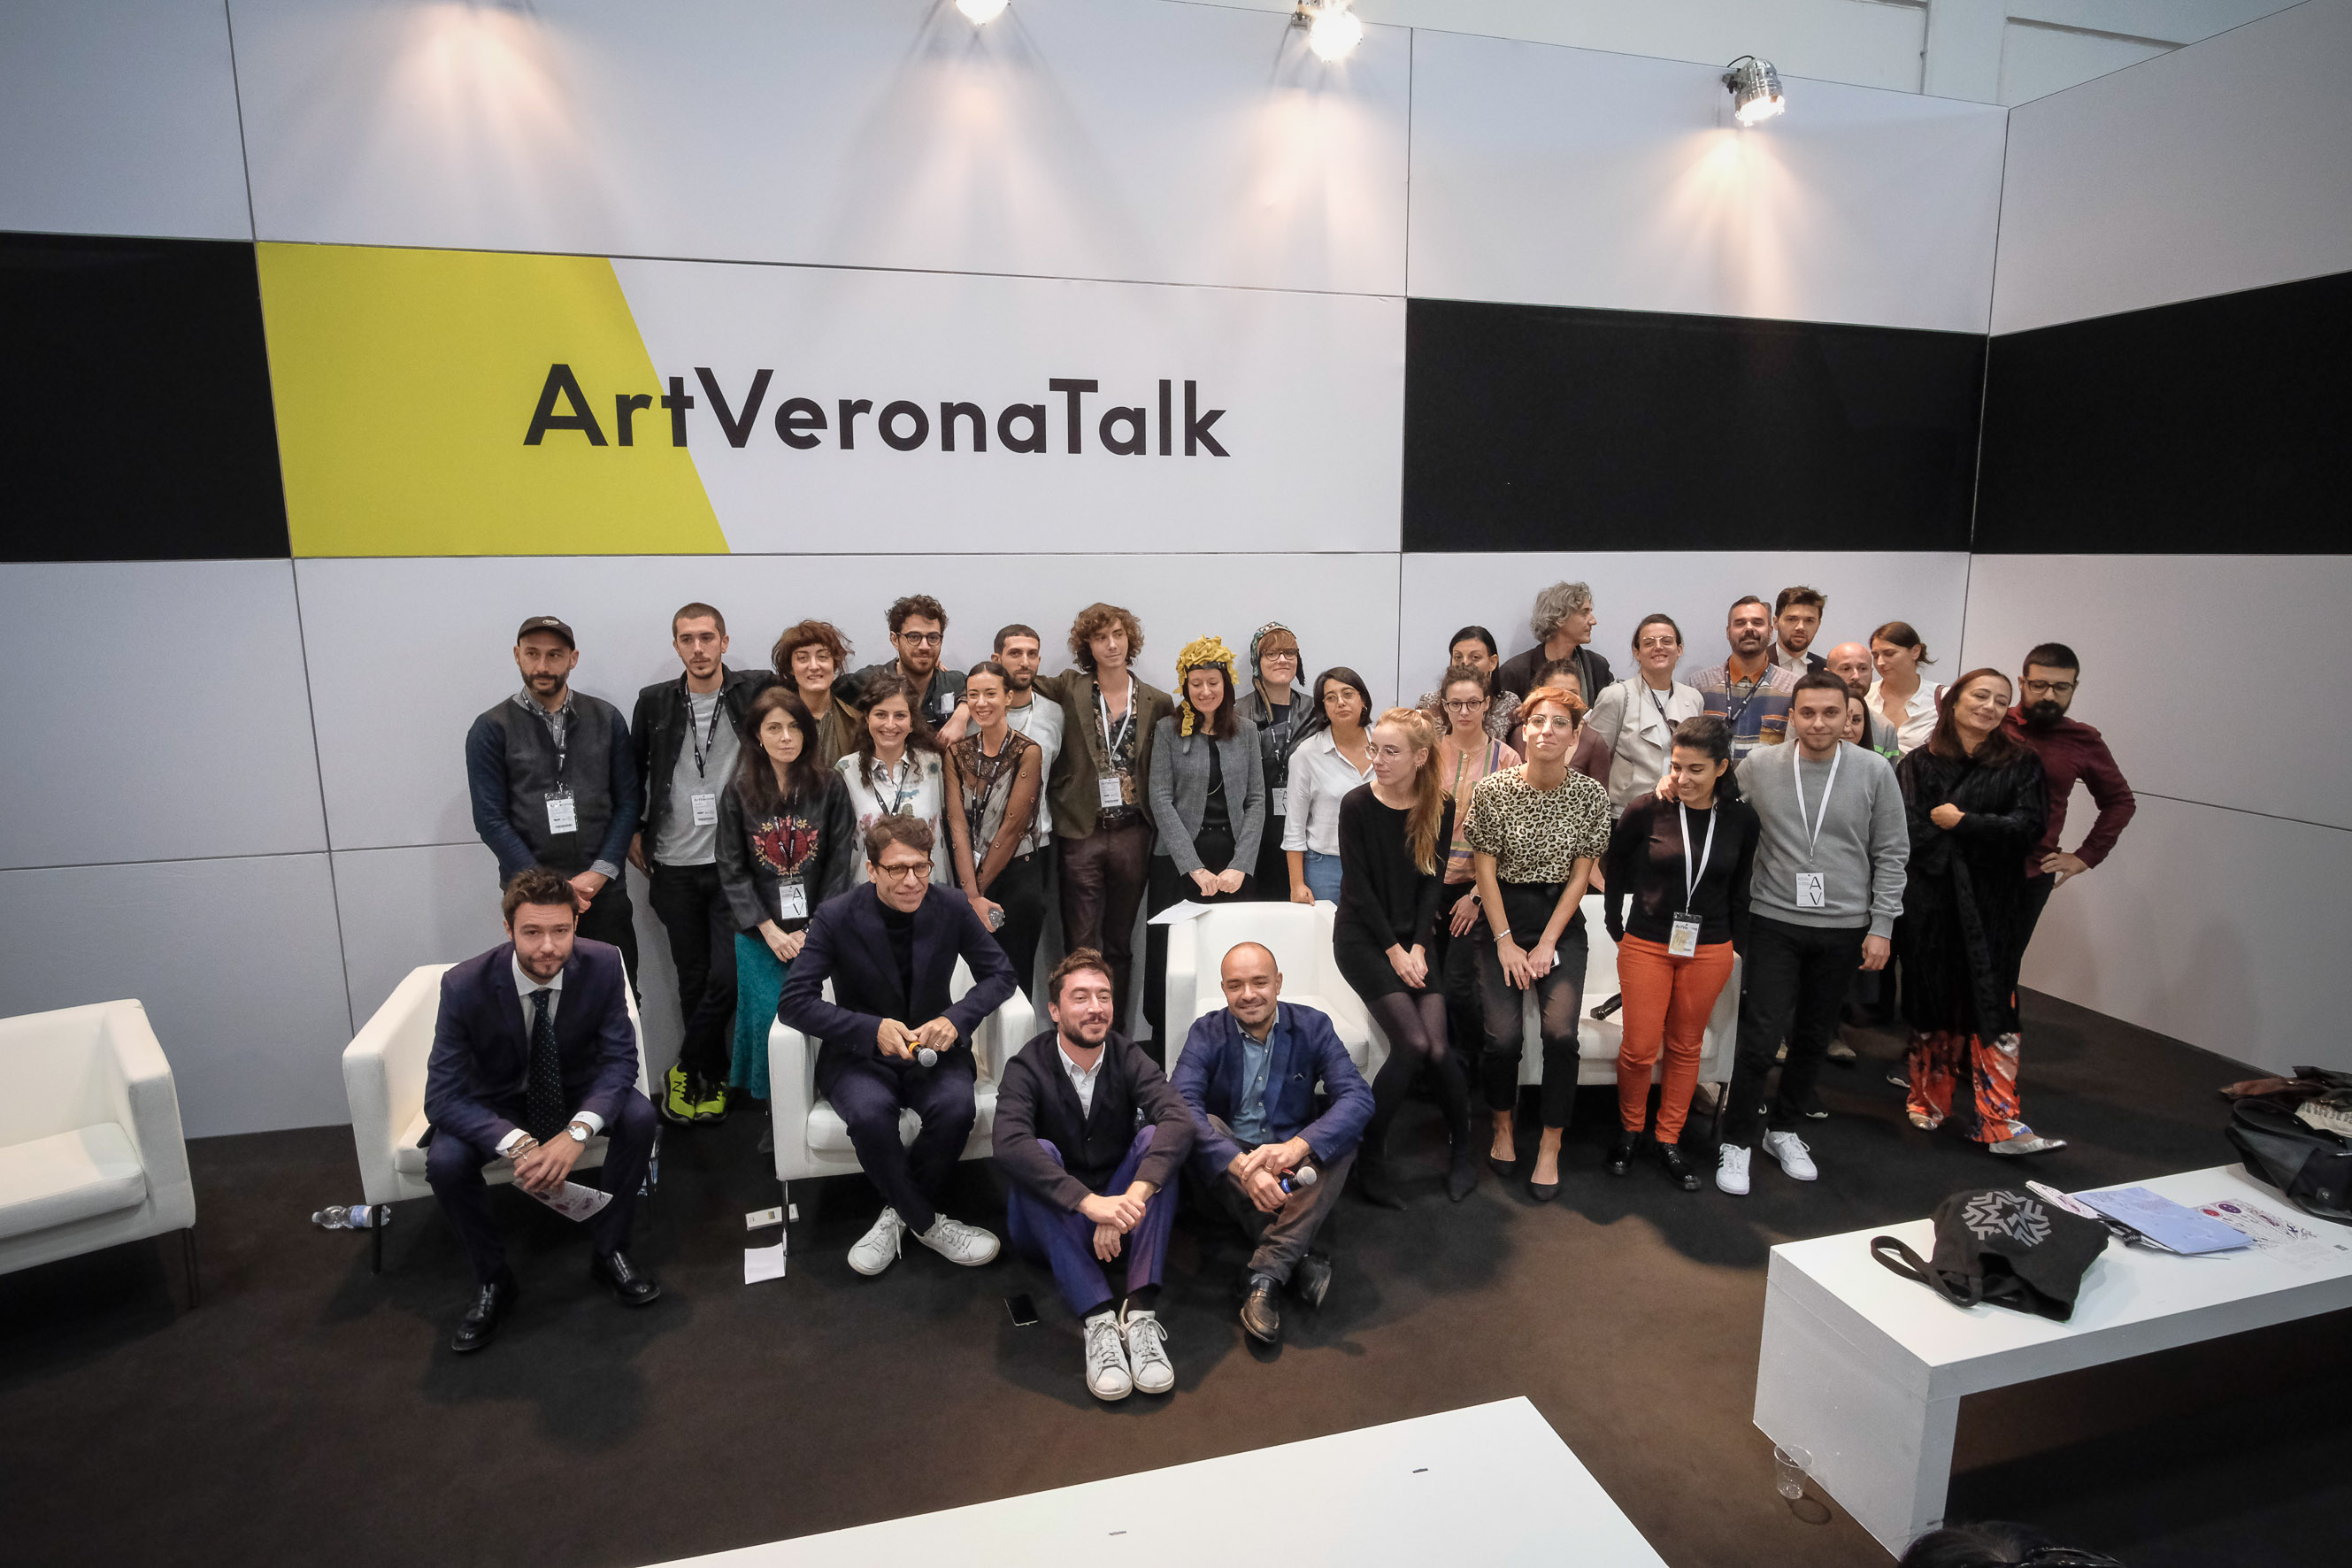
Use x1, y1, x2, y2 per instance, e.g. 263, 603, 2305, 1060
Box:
842, 593, 970, 742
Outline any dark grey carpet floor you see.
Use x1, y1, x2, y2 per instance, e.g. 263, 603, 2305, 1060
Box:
3, 990, 2346, 1567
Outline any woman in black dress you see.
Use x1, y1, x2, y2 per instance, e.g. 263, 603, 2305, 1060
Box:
1337, 707, 1473, 1206
1894, 668, 2056, 1155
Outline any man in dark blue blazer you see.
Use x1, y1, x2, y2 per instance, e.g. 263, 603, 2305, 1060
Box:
425, 867, 661, 1353
779, 817, 1017, 1276
1169, 941, 1372, 1346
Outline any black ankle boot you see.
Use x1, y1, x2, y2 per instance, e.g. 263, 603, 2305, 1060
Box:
1445, 1130, 1479, 1202
1606, 1129, 1638, 1177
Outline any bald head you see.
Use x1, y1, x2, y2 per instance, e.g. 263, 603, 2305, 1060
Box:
1825, 642, 1873, 692
1219, 942, 1282, 1033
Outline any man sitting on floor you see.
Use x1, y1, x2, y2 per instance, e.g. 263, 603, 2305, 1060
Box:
424, 867, 661, 1353
993, 949, 1195, 1403
1170, 941, 1372, 1346
779, 817, 1016, 1275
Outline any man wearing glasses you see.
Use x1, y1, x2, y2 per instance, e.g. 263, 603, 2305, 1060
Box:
845, 594, 971, 742
778, 817, 1018, 1275
2002, 642, 2135, 949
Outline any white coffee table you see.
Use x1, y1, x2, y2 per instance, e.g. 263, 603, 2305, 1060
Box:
1754, 1163, 2352, 1555
644, 1397, 1666, 1566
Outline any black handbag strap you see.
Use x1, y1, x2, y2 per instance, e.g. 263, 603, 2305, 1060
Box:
1870, 1235, 1979, 1308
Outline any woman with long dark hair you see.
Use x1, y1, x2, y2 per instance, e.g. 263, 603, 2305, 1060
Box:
835, 670, 970, 888
717, 687, 857, 1100
1283, 666, 1373, 905
1894, 668, 2056, 1154
1340, 707, 1476, 1205
949, 660, 1045, 999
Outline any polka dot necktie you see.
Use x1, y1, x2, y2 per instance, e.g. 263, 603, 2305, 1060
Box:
524, 988, 565, 1141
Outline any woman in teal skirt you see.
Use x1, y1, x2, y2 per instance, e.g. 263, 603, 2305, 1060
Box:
716, 688, 857, 1101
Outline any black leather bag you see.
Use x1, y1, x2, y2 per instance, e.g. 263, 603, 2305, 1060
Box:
1871, 1188, 2110, 1322
2226, 1095, 2352, 1226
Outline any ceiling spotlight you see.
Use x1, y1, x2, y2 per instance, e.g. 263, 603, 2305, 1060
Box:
1723, 56, 1785, 125
957, 0, 1009, 23
1297, 1, 1364, 63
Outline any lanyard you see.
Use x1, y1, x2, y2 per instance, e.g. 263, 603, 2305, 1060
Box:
686, 690, 723, 779
1647, 683, 1677, 738
1678, 802, 1718, 908
1791, 743, 1842, 866
1096, 682, 1134, 763
525, 694, 570, 785
880, 755, 921, 817
1720, 663, 1766, 729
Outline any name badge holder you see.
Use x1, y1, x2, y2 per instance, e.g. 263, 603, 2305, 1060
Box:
544, 788, 578, 835
775, 875, 808, 921
1095, 687, 1135, 812
1667, 801, 1717, 958
1270, 785, 1287, 817
1098, 775, 1126, 810
1790, 742, 1841, 911
689, 791, 719, 826
685, 696, 726, 831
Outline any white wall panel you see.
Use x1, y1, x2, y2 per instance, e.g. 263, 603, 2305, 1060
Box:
1397, 551, 1970, 702
1992, 0, 2352, 333
611, 260, 1403, 556
1406, 30, 2008, 331
0, 0, 252, 242
2021, 794, 2350, 1073
0, 562, 327, 870
1959, 555, 2352, 832
331, 843, 687, 1080
0, 853, 352, 1136
232, 0, 1408, 295
294, 552, 1404, 853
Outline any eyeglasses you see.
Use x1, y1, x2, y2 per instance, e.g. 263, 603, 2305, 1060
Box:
898, 631, 943, 646
1442, 698, 1487, 712
875, 861, 929, 880
2020, 679, 2076, 696
1262, 649, 1298, 663
1522, 714, 1578, 733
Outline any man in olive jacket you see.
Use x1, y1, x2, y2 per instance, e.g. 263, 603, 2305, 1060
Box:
994, 948, 1194, 1403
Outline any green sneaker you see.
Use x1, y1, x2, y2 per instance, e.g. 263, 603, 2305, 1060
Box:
693, 1079, 729, 1125
661, 1064, 697, 1125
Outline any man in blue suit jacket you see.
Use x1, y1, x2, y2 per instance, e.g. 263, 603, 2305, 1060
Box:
779, 816, 1017, 1276
425, 867, 661, 1353
1169, 941, 1372, 1347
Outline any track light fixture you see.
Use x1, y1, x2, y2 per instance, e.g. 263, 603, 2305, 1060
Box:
1295, 1, 1364, 63
957, 0, 1009, 24
1723, 56, 1785, 126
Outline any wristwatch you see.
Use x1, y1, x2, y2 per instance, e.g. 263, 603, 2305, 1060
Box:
565, 1119, 591, 1144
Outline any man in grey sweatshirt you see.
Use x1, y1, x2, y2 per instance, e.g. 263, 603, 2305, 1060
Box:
1717, 670, 1910, 1195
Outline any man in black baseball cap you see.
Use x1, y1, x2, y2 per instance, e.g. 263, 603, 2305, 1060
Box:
464, 615, 642, 988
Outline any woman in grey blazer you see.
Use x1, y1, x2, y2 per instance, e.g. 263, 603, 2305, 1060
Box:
1141, 634, 1267, 1056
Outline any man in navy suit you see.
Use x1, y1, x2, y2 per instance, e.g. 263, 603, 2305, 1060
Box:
425, 866, 661, 1353
1169, 941, 1372, 1347
779, 816, 1018, 1276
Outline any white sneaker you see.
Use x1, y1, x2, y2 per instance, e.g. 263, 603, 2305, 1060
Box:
1715, 1145, 1751, 1195
1084, 1311, 1133, 1401
849, 1207, 905, 1276
1121, 1306, 1174, 1395
914, 1213, 1001, 1267
1763, 1129, 1819, 1181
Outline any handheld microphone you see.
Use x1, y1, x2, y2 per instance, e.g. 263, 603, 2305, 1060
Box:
916, 1047, 939, 1068
1278, 1162, 1318, 1195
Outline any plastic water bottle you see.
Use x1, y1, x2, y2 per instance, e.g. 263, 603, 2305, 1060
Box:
312, 1203, 389, 1230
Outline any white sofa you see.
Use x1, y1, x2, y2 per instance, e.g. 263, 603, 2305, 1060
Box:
0, 1000, 197, 1304
766, 958, 1036, 1188
1163, 896, 1738, 1094
342, 963, 650, 1272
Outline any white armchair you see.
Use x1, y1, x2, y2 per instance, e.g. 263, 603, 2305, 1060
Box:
0, 1000, 196, 1304
342, 963, 650, 1272
766, 958, 1036, 1187
1161, 901, 1383, 1081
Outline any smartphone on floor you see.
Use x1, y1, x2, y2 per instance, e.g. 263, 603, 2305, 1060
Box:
1004, 1293, 1040, 1327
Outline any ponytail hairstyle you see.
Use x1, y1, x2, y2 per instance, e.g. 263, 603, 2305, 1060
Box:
737, 686, 822, 817
1870, 620, 1934, 668
1373, 707, 1446, 876
850, 670, 942, 791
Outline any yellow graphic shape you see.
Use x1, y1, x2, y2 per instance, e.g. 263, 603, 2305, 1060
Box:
258, 243, 725, 556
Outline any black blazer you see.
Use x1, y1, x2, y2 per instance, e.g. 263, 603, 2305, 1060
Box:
631, 665, 775, 853
777, 883, 1018, 1093
993, 1029, 1194, 1211
423, 940, 640, 1153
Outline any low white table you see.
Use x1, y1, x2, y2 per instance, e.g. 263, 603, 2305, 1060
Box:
646, 1398, 1665, 1566
1755, 1163, 2352, 1555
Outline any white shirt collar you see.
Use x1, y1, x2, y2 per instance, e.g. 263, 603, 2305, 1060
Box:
512, 951, 565, 1003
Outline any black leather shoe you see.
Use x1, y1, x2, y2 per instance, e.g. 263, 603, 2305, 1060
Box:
1289, 1253, 1333, 1311
1355, 1151, 1406, 1211
1446, 1139, 1479, 1203
451, 1278, 515, 1353
1658, 1142, 1702, 1192
589, 1250, 663, 1307
1239, 1274, 1282, 1345
1606, 1129, 1638, 1177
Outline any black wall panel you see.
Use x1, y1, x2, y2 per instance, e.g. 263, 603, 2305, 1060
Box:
0, 232, 288, 561
1402, 298, 1985, 553
1976, 270, 2352, 554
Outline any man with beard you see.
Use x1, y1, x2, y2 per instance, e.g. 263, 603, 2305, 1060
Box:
1688, 596, 1799, 761
1771, 586, 1829, 674
1824, 642, 1900, 757
466, 616, 642, 986
844, 593, 970, 741
995, 625, 1064, 979
2002, 643, 2135, 948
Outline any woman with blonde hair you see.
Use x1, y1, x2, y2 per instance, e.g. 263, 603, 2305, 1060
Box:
1338, 707, 1474, 1205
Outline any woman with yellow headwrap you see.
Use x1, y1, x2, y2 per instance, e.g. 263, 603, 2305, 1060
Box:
1141, 634, 1268, 1052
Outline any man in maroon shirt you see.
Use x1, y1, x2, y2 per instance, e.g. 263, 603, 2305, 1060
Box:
2003, 642, 2136, 947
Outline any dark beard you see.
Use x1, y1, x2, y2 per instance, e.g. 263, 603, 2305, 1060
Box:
2022, 700, 2065, 728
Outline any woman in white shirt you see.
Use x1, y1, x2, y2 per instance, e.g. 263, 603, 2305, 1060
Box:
1582, 613, 1704, 815
1283, 665, 1374, 904
1867, 620, 1943, 755
833, 672, 971, 887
